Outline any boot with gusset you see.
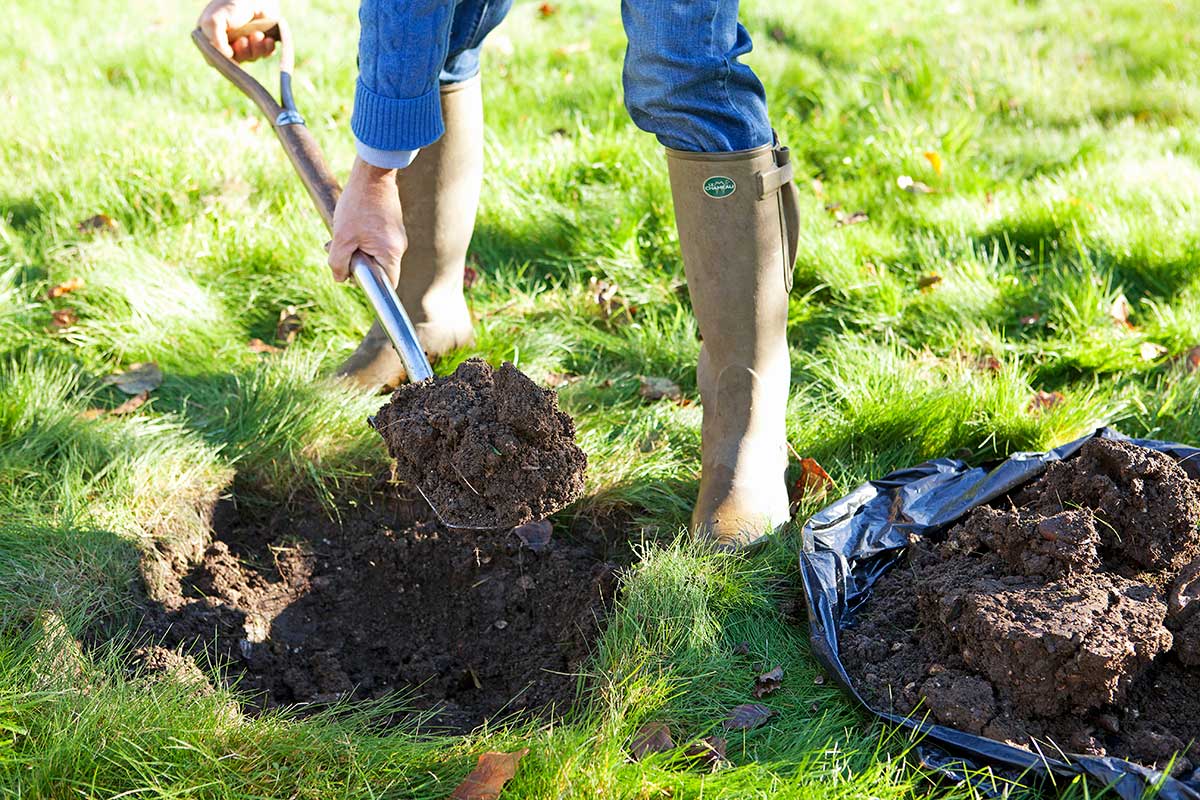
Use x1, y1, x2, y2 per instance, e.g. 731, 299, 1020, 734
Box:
337, 76, 482, 391
666, 139, 800, 551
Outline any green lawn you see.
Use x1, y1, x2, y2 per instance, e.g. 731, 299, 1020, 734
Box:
3, 0, 1200, 796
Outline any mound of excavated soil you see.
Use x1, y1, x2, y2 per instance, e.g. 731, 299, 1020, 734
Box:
136, 490, 621, 731
371, 358, 587, 529
843, 438, 1200, 778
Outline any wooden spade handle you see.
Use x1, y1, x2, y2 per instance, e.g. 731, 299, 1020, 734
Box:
190, 24, 339, 229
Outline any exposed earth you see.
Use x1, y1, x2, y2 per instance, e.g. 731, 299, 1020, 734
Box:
132, 486, 622, 731
371, 358, 588, 529
843, 438, 1200, 779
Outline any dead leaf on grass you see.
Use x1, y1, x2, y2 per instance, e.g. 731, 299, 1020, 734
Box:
587, 277, 635, 321
512, 520, 552, 553
723, 703, 774, 731
464, 265, 479, 290
1139, 342, 1167, 362
80, 390, 150, 420
110, 391, 149, 415
450, 748, 529, 800
639, 376, 682, 402
1019, 313, 1042, 326
682, 736, 727, 768
76, 214, 118, 234
276, 306, 302, 345
1027, 390, 1064, 414
789, 457, 833, 511
1109, 294, 1135, 330
102, 362, 163, 395
543, 372, 579, 389
897, 175, 934, 194
752, 665, 784, 698
834, 210, 869, 227
1183, 346, 1200, 373
248, 338, 283, 354
553, 41, 591, 57
47, 277, 84, 299
973, 354, 1002, 372
50, 308, 78, 329
630, 722, 674, 760
923, 151, 944, 176
917, 274, 943, 291
537, 2, 556, 17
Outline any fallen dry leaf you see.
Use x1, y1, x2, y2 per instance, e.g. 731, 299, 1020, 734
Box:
512, 520, 552, 553
587, 277, 634, 321
733, 641, 750, 656
553, 41, 590, 56
450, 749, 529, 800
276, 306, 302, 345
810, 177, 825, 197
1019, 313, 1042, 326
1139, 342, 1168, 362
76, 214, 118, 234
897, 175, 934, 194
752, 665, 784, 698
543, 372, 579, 389
537, 1, 556, 17
723, 703, 774, 731
834, 210, 869, 227
639, 376, 682, 402
464, 265, 479, 290
47, 277, 85, 299
1027, 390, 1064, 414
109, 391, 149, 415
1183, 346, 1200, 373
1109, 294, 1135, 330
683, 736, 727, 769
973, 354, 1002, 372
248, 338, 282, 354
102, 362, 163, 395
50, 308, 78, 329
630, 722, 674, 761
923, 151, 943, 176
789, 457, 833, 510
917, 274, 943, 291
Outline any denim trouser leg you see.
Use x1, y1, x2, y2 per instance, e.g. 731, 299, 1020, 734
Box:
441, 0, 515, 85
621, 0, 773, 153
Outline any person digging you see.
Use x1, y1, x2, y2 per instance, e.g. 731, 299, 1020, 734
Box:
199, 0, 800, 552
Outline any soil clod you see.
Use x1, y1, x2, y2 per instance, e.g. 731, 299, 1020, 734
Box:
371, 358, 587, 529
844, 438, 1200, 774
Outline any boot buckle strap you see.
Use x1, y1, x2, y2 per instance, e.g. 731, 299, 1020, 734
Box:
757, 160, 794, 199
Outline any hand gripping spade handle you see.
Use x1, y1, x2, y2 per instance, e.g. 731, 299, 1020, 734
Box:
191, 18, 433, 382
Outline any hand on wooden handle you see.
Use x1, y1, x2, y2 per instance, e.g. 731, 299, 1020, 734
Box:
198, 0, 280, 62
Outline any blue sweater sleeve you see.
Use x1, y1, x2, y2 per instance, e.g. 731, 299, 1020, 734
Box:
351, 0, 454, 151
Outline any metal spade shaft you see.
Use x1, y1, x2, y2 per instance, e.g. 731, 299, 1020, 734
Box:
191, 21, 433, 382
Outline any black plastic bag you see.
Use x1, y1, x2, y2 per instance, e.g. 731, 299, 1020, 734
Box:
799, 427, 1200, 800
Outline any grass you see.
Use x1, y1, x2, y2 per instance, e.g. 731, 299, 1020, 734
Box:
2, 0, 1199, 796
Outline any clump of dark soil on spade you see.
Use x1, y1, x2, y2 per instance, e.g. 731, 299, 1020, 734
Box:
134, 488, 623, 731
842, 438, 1200, 778
371, 358, 587, 529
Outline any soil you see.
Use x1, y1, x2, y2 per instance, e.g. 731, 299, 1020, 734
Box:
843, 438, 1200, 779
371, 358, 587, 529
134, 488, 623, 731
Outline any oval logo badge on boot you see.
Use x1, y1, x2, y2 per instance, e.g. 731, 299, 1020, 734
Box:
703, 176, 736, 199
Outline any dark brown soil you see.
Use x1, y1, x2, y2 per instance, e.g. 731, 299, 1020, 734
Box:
843, 438, 1200, 777
371, 358, 587, 529
135, 489, 622, 731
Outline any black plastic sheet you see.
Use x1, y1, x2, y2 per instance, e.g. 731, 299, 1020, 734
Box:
800, 427, 1200, 800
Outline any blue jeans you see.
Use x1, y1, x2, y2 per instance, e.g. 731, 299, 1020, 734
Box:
435, 0, 772, 153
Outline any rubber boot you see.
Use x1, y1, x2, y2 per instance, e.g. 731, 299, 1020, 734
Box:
666, 140, 800, 551
337, 77, 482, 391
